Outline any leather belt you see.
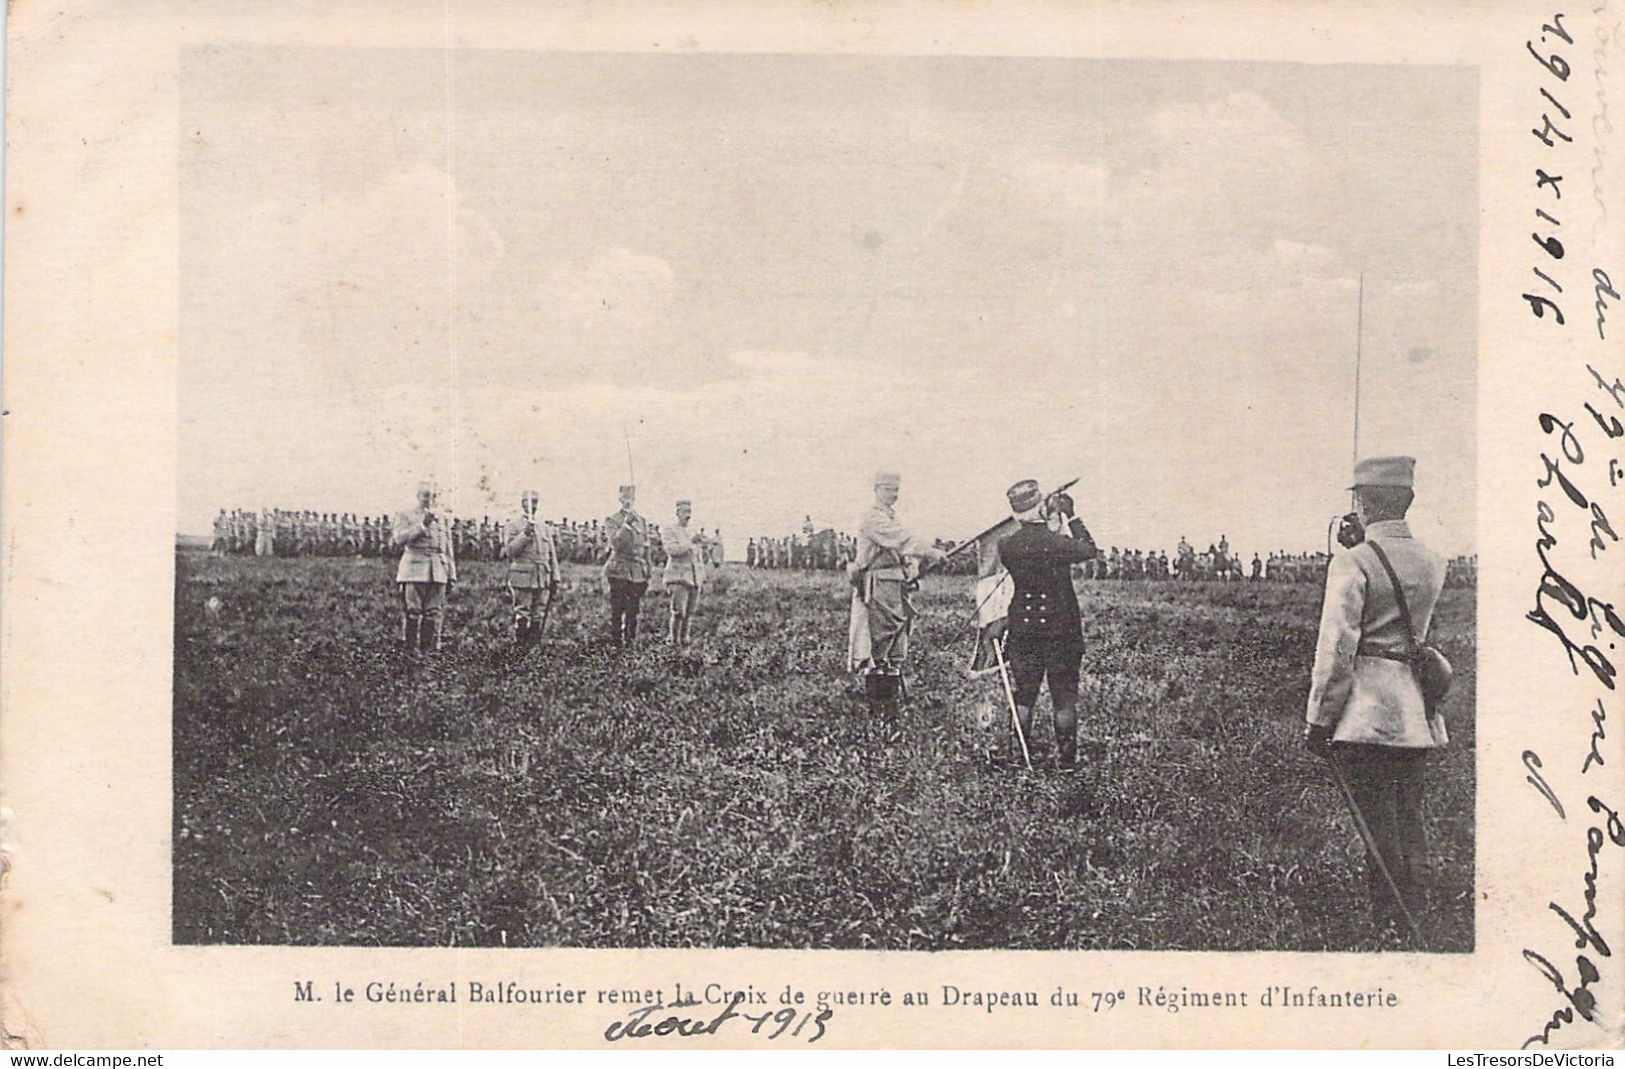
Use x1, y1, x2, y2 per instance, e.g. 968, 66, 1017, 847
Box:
1357, 645, 1413, 663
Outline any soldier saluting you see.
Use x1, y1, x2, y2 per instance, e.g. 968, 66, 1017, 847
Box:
995, 480, 1099, 770
660, 499, 709, 645
391, 479, 457, 653
502, 489, 560, 647
1304, 455, 1449, 933
603, 484, 653, 650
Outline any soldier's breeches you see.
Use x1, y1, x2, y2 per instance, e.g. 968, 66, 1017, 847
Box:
1008, 637, 1082, 709
1336, 744, 1430, 907
865, 577, 910, 667
400, 582, 448, 624
508, 585, 545, 624
667, 581, 697, 617
608, 579, 647, 644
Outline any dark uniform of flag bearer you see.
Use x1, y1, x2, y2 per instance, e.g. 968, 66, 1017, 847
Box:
1304, 455, 1448, 928
502, 490, 560, 646
392, 479, 457, 653
996, 479, 1099, 769
603, 484, 653, 650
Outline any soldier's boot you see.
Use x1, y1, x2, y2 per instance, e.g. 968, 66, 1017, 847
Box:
865, 666, 902, 733
513, 618, 529, 646
679, 615, 693, 645
1054, 703, 1080, 771
402, 617, 420, 652
422, 620, 442, 653
668, 613, 682, 645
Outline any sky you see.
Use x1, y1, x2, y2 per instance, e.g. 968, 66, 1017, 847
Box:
179, 48, 1478, 557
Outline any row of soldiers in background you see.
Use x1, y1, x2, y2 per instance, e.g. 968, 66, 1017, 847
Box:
384, 481, 727, 653
211, 508, 390, 557
746, 521, 858, 570
211, 506, 726, 571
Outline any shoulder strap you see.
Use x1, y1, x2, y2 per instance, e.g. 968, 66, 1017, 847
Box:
1364, 540, 1420, 655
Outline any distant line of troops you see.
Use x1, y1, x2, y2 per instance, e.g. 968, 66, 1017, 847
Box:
745, 521, 858, 571
210, 506, 729, 570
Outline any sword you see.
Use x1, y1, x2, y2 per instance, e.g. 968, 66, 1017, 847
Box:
1325, 751, 1426, 948
993, 636, 1032, 771
537, 583, 557, 639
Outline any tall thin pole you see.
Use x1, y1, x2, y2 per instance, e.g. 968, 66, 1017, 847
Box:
1352, 274, 1364, 468
623, 425, 636, 486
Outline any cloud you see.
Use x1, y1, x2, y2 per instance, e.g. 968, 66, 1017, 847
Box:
1106, 92, 1337, 293
540, 246, 675, 323
270, 167, 506, 397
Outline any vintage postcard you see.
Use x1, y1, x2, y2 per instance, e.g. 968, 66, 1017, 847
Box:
1, 0, 1621, 1050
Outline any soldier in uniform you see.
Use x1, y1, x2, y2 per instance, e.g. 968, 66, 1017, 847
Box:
660, 499, 709, 645
996, 480, 1100, 770
846, 469, 944, 710
1304, 456, 1448, 929
502, 490, 560, 646
391, 479, 457, 653
255, 507, 275, 557
1251, 552, 1263, 580
603, 484, 653, 650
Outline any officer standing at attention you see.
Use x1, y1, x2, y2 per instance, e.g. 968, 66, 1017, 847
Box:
391, 479, 457, 653
846, 469, 945, 702
661, 499, 707, 645
1305, 456, 1448, 930
995, 479, 1099, 770
603, 484, 653, 650
502, 489, 560, 646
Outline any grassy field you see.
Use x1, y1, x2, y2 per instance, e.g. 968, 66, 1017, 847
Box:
173, 553, 1475, 951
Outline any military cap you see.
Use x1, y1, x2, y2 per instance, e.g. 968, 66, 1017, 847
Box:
619, 484, 636, 495
1349, 455, 1416, 489
873, 468, 901, 487
675, 498, 692, 508
1006, 478, 1043, 513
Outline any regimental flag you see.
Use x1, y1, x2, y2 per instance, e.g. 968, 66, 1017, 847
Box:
964, 517, 1020, 677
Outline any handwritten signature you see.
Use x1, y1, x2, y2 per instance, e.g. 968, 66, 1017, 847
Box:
1521, 357, 1624, 1047
604, 993, 833, 1045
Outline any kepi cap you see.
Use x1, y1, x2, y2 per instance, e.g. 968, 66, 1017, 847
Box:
618, 484, 636, 495
1006, 479, 1043, 513
873, 468, 901, 487
1350, 455, 1416, 489
675, 498, 692, 508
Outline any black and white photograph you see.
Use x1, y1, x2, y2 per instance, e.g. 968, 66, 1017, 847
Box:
170, 47, 1481, 954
